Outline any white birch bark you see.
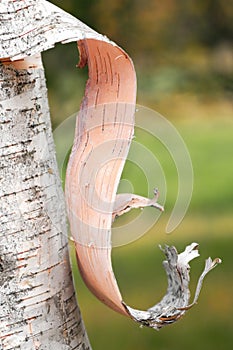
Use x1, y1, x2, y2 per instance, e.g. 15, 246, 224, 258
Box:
0, 55, 91, 349
0, 1, 106, 348
0, 0, 108, 61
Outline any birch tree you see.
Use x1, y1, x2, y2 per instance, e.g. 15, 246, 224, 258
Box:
0, 1, 105, 348
0, 0, 221, 348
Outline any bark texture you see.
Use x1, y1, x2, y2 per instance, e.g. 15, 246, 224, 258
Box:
0, 57, 91, 349
0, 0, 107, 60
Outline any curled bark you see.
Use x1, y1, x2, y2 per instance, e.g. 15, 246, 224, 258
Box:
65, 39, 221, 329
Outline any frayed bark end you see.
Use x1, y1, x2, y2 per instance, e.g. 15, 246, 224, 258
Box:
123, 243, 221, 330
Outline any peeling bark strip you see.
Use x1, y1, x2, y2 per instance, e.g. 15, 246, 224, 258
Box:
0, 58, 91, 349
65, 39, 221, 329
66, 38, 137, 316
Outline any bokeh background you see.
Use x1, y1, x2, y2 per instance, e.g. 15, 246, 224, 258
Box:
43, 1, 233, 349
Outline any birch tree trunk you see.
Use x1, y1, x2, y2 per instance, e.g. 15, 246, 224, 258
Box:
0, 0, 107, 347
0, 55, 91, 349
0, 1, 221, 346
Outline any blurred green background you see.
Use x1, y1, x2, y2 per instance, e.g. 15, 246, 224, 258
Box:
43, 1, 233, 349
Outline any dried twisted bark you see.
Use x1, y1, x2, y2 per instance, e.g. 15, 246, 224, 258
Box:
65, 39, 221, 330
